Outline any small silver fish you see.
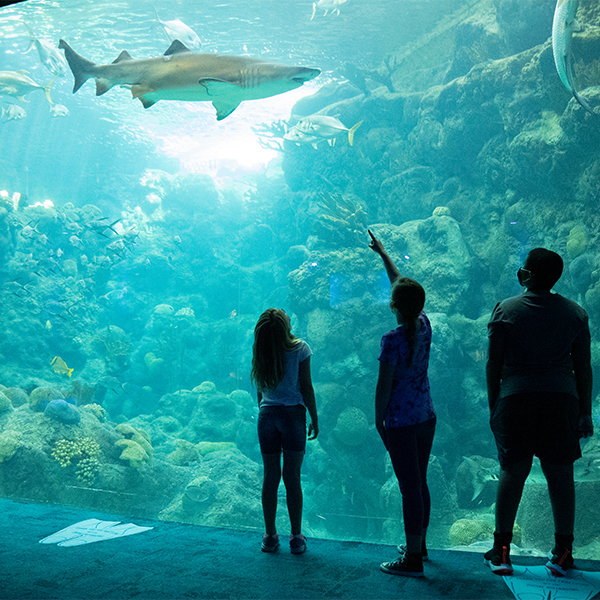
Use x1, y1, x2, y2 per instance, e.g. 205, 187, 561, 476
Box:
24, 23, 68, 76
154, 7, 201, 49
1, 104, 27, 121
311, 0, 349, 21
49, 103, 69, 118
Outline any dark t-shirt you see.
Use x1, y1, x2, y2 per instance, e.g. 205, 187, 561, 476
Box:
488, 290, 590, 399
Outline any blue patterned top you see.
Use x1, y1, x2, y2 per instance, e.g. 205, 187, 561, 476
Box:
378, 312, 435, 427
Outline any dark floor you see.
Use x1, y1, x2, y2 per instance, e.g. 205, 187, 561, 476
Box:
1, 498, 599, 600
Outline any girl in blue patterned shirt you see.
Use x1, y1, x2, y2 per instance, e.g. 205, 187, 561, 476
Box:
369, 230, 436, 578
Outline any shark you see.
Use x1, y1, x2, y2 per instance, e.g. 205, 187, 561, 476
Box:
58, 39, 321, 121
552, 0, 595, 115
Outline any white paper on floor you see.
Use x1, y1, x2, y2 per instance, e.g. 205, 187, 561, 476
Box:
504, 565, 600, 600
40, 518, 153, 547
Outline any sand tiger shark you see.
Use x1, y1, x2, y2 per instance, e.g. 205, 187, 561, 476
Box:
58, 39, 321, 120
552, 0, 595, 115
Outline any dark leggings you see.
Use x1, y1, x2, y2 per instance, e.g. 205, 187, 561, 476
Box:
386, 418, 436, 536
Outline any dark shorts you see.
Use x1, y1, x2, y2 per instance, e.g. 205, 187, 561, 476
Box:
257, 404, 307, 455
490, 392, 581, 467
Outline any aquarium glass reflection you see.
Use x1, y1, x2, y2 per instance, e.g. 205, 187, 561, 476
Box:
1, 0, 600, 558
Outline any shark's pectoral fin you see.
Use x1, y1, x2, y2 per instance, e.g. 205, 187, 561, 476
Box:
198, 78, 239, 97
212, 100, 241, 120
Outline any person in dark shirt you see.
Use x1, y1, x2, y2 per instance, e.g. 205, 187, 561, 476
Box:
485, 248, 593, 577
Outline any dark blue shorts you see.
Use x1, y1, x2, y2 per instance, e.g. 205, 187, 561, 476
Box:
258, 404, 307, 454
490, 392, 581, 466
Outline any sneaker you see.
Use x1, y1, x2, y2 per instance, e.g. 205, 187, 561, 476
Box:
547, 546, 575, 577
484, 545, 513, 576
261, 533, 279, 552
381, 553, 424, 578
397, 543, 429, 561
290, 534, 307, 554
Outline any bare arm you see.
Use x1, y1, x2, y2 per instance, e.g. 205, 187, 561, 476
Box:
368, 229, 401, 285
375, 361, 395, 450
299, 356, 319, 440
572, 327, 593, 437
486, 329, 504, 412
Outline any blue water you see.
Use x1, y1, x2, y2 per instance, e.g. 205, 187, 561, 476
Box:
1, 0, 599, 557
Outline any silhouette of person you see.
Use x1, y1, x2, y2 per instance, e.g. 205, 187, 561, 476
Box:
370, 230, 436, 578
251, 308, 319, 554
484, 248, 593, 577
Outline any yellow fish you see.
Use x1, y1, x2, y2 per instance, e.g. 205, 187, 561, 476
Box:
50, 356, 74, 377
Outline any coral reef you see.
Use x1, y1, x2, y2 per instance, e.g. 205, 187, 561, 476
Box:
52, 437, 101, 485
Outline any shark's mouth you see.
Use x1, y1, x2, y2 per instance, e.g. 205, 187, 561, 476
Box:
292, 69, 321, 84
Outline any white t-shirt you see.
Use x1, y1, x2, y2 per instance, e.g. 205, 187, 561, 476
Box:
259, 340, 312, 407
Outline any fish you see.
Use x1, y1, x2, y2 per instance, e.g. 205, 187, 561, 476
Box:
311, 0, 349, 21
0, 70, 55, 104
1, 104, 27, 121
51, 356, 74, 377
463, 456, 499, 501
24, 23, 68, 76
49, 103, 69, 118
285, 115, 363, 147
58, 39, 320, 121
552, 0, 595, 115
86, 217, 121, 238
154, 7, 201, 49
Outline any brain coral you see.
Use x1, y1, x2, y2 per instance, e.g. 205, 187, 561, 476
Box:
115, 439, 150, 469
29, 387, 64, 412
44, 399, 81, 424
2, 387, 28, 407
0, 391, 13, 413
448, 518, 493, 547
333, 407, 370, 446
0, 430, 21, 462
567, 225, 588, 260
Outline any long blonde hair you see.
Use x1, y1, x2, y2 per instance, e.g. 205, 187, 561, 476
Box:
251, 308, 300, 392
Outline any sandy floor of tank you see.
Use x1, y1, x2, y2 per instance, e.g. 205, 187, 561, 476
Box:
1, 497, 599, 600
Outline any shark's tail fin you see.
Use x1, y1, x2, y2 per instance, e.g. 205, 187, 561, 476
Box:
59, 39, 97, 93
348, 120, 363, 146
310, 3, 317, 21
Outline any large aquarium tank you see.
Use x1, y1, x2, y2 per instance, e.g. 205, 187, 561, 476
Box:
1, 0, 600, 557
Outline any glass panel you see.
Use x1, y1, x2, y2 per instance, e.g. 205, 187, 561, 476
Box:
0, 0, 598, 561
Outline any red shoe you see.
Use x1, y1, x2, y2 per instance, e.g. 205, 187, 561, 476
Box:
484, 545, 513, 576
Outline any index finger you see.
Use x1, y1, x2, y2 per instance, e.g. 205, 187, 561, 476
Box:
368, 229, 376, 241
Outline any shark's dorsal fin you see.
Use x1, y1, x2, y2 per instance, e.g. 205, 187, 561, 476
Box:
164, 40, 192, 56
112, 50, 134, 64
